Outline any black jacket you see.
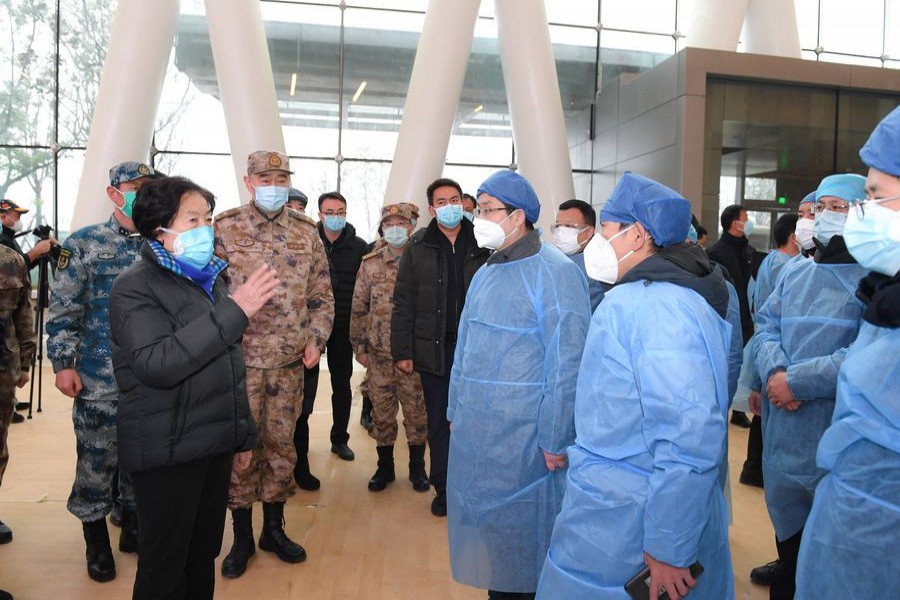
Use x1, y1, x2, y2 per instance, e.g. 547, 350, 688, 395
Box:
391, 219, 489, 376
318, 222, 368, 332
109, 243, 257, 474
708, 231, 755, 343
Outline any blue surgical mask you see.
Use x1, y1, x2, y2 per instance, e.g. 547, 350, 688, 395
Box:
160, 225, 215, 270
254, 186, 289, 212
435, 204, 463, 228
814, 209, 847, 245
843, 202, 900, 276
323, 215, 346, 232
739, 219, 754, 236
384, 225, 409, 248
116, 189, 137, 219
463, 210, 475, 222
687, 224, 698, 244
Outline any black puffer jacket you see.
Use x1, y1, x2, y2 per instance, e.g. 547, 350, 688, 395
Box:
109, 243, 257, 474
391, 219, 489, 376
318, 222, 368, 332
708, 231, 755, 343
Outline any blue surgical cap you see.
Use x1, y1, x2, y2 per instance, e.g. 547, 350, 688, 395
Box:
815, 173, 866, 203
477, 170, 541, 224
860, 105, 900, 176
800, 191, 816, 206
600, 172, 691, 248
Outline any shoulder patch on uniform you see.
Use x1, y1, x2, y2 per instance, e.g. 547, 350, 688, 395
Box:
57, 247, 72, 270
361, 250, 379, 262
216, 206, 244, 220
287, 210, 316, 227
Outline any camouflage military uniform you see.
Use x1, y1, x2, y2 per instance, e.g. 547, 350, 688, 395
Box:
215, 204, 334, 508
0, 245, 35, 487
350, 243, 427, 447
46, 215, 142, 522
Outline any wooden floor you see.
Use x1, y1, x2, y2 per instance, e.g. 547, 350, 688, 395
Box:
0, 367, 771, 599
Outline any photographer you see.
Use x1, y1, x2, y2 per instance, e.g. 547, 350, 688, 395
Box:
0, 200, 58, 270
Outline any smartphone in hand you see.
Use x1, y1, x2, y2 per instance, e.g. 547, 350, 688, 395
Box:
624, 561, 704, 600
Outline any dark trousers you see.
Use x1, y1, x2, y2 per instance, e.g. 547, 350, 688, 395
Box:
488, 592, 535, 599
304, 325, 354, 446
771, 529, 803, 600
294, 366, 319, 464
747, 414, 763, 466
131, 453, 232, 600
418, 341, 456, 493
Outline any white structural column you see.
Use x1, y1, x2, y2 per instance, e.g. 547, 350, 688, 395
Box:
383, 0, 481, 216
205, 0, 286, 202
71, 0, 178, 230
495, 0, 574, 235
742, 0, 801, 58
679, 0, 750, 52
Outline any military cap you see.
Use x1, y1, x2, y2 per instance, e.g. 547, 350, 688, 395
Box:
109, 161, 155, 187
247, 150, 293, 176
400, 202, 420, 219
0, 199, 29, 214
380, 203, 413, 224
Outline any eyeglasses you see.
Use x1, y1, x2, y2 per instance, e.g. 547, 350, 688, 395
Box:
474, 206, 511, 217
814, 202, 850, 214
852, 196, 900, 219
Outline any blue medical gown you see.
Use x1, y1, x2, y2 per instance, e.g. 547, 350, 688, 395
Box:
537, 281, 734, 600
446, 244, 590, 593
570, 250, 607, 312
755, 257, 866, 540
733, 250, 793, 410
796, 322, 900, 598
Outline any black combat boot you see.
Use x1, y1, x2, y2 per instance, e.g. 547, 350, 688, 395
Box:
408, 444, 429, 492
359, 394, 374, 430
82, 519, 116, 582
294, 455, 321, 491
221, 508, 255, 578
368, 445, 396, 492
258, 502, 306, 563
118, 509, 138, 553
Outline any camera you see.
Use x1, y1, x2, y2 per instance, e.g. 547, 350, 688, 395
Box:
32, 224, 62, 263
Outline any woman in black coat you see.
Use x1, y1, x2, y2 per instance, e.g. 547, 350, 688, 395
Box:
109, 176, 279, 600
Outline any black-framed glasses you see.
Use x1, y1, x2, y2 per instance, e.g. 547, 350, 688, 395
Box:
475, 206, 512, 217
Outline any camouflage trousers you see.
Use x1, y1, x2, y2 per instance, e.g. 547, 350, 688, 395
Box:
368, 352, 427, 447
0, 365, 18, 488
69, 393, 135, 522
229, 363, 303, 509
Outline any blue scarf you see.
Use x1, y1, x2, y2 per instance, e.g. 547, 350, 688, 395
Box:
147, 240, 227, 302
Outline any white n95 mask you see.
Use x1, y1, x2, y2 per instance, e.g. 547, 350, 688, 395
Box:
583, 225, 634, 284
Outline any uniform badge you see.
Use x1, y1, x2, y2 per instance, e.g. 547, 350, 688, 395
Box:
138, 164, 151, 175
98, 253, 116, 260
268, 154, 282, 168
235, 238, 255, 247
57, 248, 72, 270
287, 243, 307, 251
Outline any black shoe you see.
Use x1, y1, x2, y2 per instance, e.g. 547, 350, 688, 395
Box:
730, 411, 752, 428
258, 502, 306, 564
14, 401, 29, 411
109, 501, 122, 527
221, 508, 255, 579
408, 444, 430, 493
294, 457, 321, 491
368, 446, 396, 492
359, 411, 373, 431
750, 558, 783, 586
0, 588, 12, 600
0, 519, 12, 544
330, 443, 355, 461
10, 412, 23, 424
118, 510, 138, 553
82, 519, 116, 583
431, 491, 447, 517
740, 461, 765, 488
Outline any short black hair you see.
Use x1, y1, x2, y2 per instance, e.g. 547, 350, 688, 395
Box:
426, 178, 462, 206
501, 202, 534, 230
133, 176, 215, 240
773, 213, 800, 247
318, 191, 347, 210
720, 204, 746, 232
558, 199, 596, 228
696, 225, 708, 239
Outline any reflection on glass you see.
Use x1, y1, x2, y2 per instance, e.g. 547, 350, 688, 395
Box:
746, 209, 773, 250
341, 9, 424, 160
599, 30, 675, 89
601, 0, 676, 35
835, 91, 900, 173
339, 160, 391, 242
59, 0, 115, 147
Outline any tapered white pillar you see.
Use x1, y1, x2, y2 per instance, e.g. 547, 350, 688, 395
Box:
383, 0, 481, 216
743, 0, 801, 58
71, 0, 178, 230
679, 0, 750, 51
205, 0, 286, 203
495, 0, 574, 235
